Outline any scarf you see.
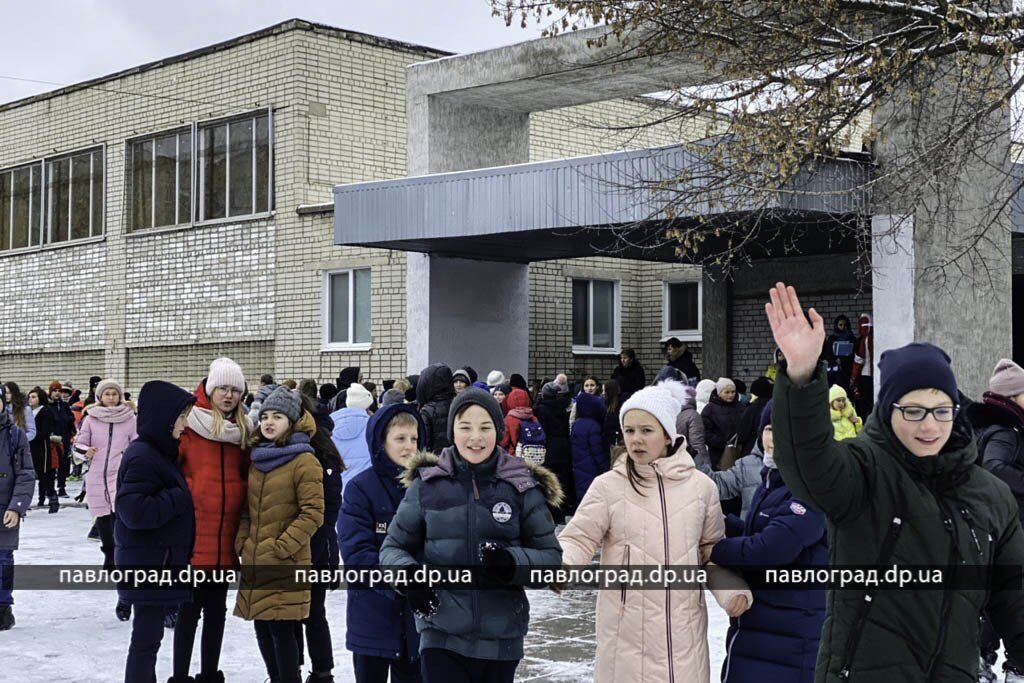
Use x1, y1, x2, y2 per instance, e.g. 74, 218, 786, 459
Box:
251, 433, 314, 473
983, 391, 1024, 429
763, 451, 777, 469
187, 406, 243, 445
84, 403, 136, 424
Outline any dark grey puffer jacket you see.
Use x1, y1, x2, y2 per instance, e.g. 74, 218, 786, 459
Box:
0, 412, 34, 551
379, 446, 564, 661
416, 364, 455, 454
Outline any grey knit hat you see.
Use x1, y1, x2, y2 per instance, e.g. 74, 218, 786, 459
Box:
381, 388, 406, 406
447, 387, 505, 443
259, 386, 302, 423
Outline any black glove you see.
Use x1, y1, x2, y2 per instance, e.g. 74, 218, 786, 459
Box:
478, 541, 516, 583
405, 586, 440, 618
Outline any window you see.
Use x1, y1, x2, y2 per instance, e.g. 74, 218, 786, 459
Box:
129, 130, 191, 231
46, 147, 104, 244
663, 280, 702, 340
323, 268, 372, 350
572, 278, 619, 353
0, 162, 43, 252
199, 111, 272, 222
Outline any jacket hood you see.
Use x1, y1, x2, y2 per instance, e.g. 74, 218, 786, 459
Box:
366, 402, 427, 463
399, 447, 564, 507
193, 379, 214, 410
575, 392, 607, 422
857, 314, 872, 337
337, 366, 361, 388
416, 363, 455, 405
330, 407, 370, 441
504, 388, 532, 411
136, 380, 196, 458
828, 384, 849, 403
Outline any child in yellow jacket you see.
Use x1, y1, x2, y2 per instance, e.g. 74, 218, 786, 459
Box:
829, 384, 863, 441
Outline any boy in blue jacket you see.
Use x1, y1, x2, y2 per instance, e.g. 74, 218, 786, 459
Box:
339, 402, 426, 683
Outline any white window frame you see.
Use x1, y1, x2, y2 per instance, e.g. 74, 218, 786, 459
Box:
321, 267, 372, 352
125, 126, 194, 232
197, 107, 274, 225
43, 143, 105, 245
662, 279, 703, 342
0, 159, 45, 253
571, 277, 621, 355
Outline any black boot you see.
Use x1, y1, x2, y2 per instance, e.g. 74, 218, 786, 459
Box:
166, 677, 195, 683
0, 605, 14, 630
37, 497, 44, 508
48, 496, 60, 514
304, 675, 334, 683
58, 487, 69, 498
115, 599, 131, 622
195, 673, 224, 683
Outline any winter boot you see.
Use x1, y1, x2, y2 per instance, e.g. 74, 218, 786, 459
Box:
195, 673, 224, 683
48, 496, 60, 514
166, 677, 195, 683
58, 487, 69, 498
87, 523, 100, 541
0, 605, 14, 631
115, 599, 132, 622
304, 674, 335, 683
164, 606, 178, 629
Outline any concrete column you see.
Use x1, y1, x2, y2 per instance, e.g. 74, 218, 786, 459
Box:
701, 269, 730, 379
406, 254, 530, 377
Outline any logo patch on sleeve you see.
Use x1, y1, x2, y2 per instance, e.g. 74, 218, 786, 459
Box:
492, 501, 512, 523
790, 502, 806, 516
375, 522, 389, 534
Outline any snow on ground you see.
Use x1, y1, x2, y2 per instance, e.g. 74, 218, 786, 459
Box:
5, 480, 730, 682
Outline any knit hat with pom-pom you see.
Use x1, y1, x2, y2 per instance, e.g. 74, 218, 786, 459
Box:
619, 380, 688, 442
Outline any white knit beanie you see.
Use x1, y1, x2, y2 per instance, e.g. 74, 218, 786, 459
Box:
619, 380, 687, 442
695, 379, 716, 404
486, 370, 506, 388
346, 382, 373, 410
715, 377, 735, 394
207, 357, 246, 392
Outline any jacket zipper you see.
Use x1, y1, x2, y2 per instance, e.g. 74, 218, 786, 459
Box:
469, 468, 480, 633
102, 423, 114, 508
926, 501, 960, 681
722, 615, 742, 682
838, 515, 903, 680
620, 545, 630, 607
250, 473, 265, 609
654, 468, 675, 683
217, 443, 226, 569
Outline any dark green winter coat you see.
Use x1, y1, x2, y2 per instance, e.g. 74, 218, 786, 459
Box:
773, 364, 1024, 682
379, 446, 563, 661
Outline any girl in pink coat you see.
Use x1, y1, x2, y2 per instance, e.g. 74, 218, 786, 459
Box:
75, 378, 137, 616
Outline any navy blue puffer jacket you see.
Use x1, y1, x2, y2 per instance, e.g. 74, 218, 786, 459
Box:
569, 392, 608, 501
114, 380, 196, 606
710, 466, 828, 683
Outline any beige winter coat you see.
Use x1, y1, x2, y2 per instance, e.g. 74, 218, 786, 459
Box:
559, 447, 752, 683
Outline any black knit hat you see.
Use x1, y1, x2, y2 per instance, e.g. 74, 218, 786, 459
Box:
877, 342, 959, 423
750, 376, 774, 400
447, 387, 505, 443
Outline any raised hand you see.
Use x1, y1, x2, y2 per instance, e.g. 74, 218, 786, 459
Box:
764, 282, 825, 387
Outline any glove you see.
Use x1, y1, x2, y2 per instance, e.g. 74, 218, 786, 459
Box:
405, 586, 440, 618
478, 541, 516, 583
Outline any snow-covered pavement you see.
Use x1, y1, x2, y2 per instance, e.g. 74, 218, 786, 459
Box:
5, 480, 730, 682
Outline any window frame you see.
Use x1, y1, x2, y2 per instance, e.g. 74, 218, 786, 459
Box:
662, 279, 703, 342
43, 143, 105, 246
125, 125, 195, 233
196, 107, 274, 225
321, 267, 372, 352
0, 158, 45, 254
571, 277, 621, 355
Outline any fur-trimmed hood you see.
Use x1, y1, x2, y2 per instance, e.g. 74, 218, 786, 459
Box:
400, 447, 564, 507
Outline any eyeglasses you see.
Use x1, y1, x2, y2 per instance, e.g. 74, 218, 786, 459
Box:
892, 404, 959, 422
213, 387, 243, 397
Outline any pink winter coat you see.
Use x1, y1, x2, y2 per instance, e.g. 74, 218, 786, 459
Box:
558, 447, 752, 683
77, 405, 137, 517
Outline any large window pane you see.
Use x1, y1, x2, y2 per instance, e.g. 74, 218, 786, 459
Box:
0, 173, 9, 251
592, 280, 615, 348
255, 115, 270, 213
178, 131, 191, 224
154, 135, 177, 227
668, 282, 699, 331
201, 123, 227, 220
11, 168, 30, 249
132, 140, 153, 231
228, 119, 253, 217
353, 269, 371, 344
90, 150, 103, 236
70, 153, 91, 240
329, 272, 351, 344
572, 279, 589, 346
49, 158, 70, 242
30, 165, 40, 246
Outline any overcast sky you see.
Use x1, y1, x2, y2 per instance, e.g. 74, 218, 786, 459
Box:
0, 0, 547, 104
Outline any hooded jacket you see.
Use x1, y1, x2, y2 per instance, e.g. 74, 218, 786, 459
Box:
968, 392, 1024, 524
77, 402, 137, 518
558, 447, 752, 683
711, 465, 828, 683
774, 363, 1024, 681
331, 406, 371, 493
534, 390, 572, 466
675, 385, 707, 460
702, 390, 743, 468
114, 381, 196, 606
500, 388, 535, 453
328, 367, 362, 411
851, 315, 874, 383
569, 392, 609, 501
339, 403, 426, 661
416, 364, 455, 454
828, 384, 862, 441
0, 410, 33, 551
177, 380, 250, 569
379, 446, 564, 661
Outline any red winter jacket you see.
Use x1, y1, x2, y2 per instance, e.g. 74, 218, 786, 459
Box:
178, 380, 250, 569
